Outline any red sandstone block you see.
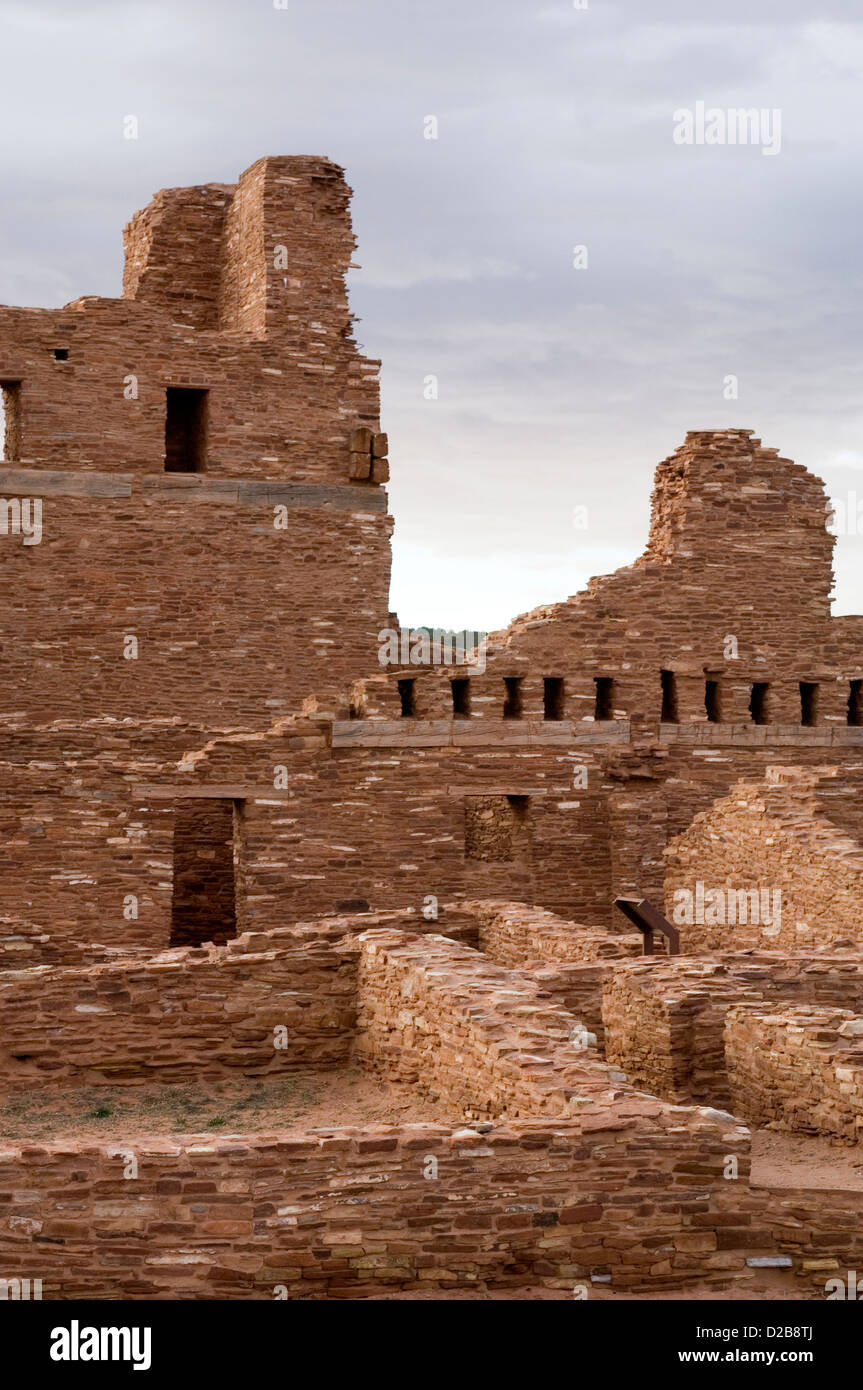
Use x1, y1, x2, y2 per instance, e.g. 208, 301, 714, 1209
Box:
354, 1137, 399, 1153
559, 1203, 604, 1225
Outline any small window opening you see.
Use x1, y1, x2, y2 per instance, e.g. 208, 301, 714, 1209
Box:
660, 669, 678, 723
398, 677, 416, 718
0, 382, 22, 462
503, 677, 523, 719
705, 680, 721, 723
165, 387, 208, 473
800, 681, 819, 727
452, 677, 471, 719
543, 677, 565, 721
53, 347, 69, 361
848, 680, 863, 727
750, 682, 770, 725
594, 677, 615, 721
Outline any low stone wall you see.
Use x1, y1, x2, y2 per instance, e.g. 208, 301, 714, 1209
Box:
720, 1181, 863, 1295
465, 900, 641, 963
463, 900, 641, 1046
0, 1106, 753, 1299
0, 925, 357, 1086
726, 1005, 863, 1140
603, 953, 863, 1107
7, 917, 863, 1299
603, 960, 764, 1106
354, 929, 619, 1118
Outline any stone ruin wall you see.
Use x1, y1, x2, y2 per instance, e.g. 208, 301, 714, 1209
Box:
726, 1004, 863, 1142
4, 162, 863, 953
0, 923, 357, 1088
354, 928, 615, 1119
0, 915, 761, 1298
664, 765, 863, 952
603, 953, 863, 1108
1, 908, 862, 1297
5, 159, 863, 1300
12, 727, 863, 967
0, 156, 391, 734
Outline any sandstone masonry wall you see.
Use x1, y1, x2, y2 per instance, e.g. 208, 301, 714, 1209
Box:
0, 1105, 752, 1299
664, 767, 863, 952
353, 929, 628, 1119
0, 925, 357, 1086
726, 1004, 863, 1141
603, 954, 863, 1106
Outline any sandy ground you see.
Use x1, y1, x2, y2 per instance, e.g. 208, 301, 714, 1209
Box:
0, 1066, 460, 1143
4, 1072, 862, 1200
751, 1127, 863, 1190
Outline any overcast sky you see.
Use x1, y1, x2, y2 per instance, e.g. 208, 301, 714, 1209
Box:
2, 0, 863, 629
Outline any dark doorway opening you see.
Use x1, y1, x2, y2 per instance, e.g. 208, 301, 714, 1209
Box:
660, 669, 678, 723
170, 798, 242, 946
705, 679, 721, 723
848, 680, 863, 727
750, 682, 771, 725
800, 681, 819, 727
165, 387, 208, 473
503, 676, 524, 719
594, 677, 615, 721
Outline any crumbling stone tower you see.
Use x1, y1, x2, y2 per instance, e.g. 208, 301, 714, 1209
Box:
0, 157, 393, 954
0, 156, 391, 728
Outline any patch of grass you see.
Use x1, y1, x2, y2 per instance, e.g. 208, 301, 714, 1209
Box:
207, 1116, 226, 1129
89, 1105, 113, 1120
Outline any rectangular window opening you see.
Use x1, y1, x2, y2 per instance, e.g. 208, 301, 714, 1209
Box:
543, 676, 565, 721
503, 676, 524, 720
165, 387, 208, 473
398, 677, 416, 718
451, 677, 471, 719
170, 798, 242, 947
705, 679, 721, 723
750, 682, 770, 725
0, 382, 22, 462
594, 676, 615, 721
848, 680, 863, 727
800, 681, 819, 727
660, 669, 678, 723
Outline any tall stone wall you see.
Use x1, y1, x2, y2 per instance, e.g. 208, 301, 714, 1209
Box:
6, 159, 863, 1027
0, 155, 391, 738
